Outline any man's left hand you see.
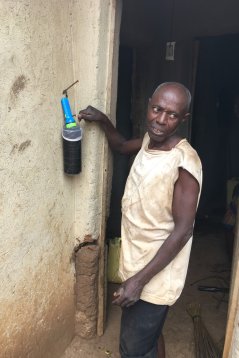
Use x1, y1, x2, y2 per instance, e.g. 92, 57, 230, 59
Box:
112, 276, 144, 308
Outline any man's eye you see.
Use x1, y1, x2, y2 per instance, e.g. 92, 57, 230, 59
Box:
168, 113, 177, 119
152, 106, 160, 113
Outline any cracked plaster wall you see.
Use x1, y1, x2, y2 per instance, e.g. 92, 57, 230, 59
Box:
0, 1, 76, 356
0, 0, 120, 356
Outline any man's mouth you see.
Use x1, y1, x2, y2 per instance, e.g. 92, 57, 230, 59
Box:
150, 126, 164, 135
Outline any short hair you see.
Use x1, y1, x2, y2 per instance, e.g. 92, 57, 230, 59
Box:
153, 82, 192, 112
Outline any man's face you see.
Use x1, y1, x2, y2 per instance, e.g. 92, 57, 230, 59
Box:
146, 86, 189, 148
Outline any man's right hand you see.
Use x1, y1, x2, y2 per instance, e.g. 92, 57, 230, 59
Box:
78, 106, 108, 124
78, 105, 142, 155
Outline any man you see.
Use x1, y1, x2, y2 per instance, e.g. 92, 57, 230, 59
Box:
78, 82, 202, 358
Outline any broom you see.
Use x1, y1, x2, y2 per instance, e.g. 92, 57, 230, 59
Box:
186, 302, 221, 358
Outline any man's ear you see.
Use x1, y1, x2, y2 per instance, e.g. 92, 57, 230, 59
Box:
182, 113, 191, 122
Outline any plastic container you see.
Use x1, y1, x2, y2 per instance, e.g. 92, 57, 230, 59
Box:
62, 125, 82, 175
107, 237, 122, 284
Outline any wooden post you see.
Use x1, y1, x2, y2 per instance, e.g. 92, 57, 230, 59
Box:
97, 0, 122, 336
223, 203, 239, 357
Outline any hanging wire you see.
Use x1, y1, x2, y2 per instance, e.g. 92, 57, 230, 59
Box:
169, 0, 176, 41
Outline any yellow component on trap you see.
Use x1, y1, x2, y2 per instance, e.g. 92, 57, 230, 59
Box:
107, 237, 122, 284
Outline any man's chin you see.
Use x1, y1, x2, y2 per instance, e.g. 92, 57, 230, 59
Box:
148, 131, 165, 142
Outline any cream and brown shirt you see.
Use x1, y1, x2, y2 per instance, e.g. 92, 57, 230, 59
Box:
119, 133, 202, 306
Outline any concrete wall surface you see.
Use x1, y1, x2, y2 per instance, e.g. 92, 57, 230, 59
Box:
0, 1, 76, 357
0, 0, 120, 356
72, 0, 120, 242
71, 0, 121, 336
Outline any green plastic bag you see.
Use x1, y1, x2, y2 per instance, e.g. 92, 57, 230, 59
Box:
107, 237, 122, 283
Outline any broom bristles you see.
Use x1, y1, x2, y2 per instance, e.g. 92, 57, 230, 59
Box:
187, 303, 220, 358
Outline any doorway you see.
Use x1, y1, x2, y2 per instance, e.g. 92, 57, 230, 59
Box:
105, 35, 239, 358
189, 33, 239, 357
102, 1, 239, 356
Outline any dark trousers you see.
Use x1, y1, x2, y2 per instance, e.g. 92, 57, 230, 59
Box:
120, 300, 169, 358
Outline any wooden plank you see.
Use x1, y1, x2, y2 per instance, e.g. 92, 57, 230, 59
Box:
97, 139, 109, 336
223, 204, 239, 357
97, 0, 122, 336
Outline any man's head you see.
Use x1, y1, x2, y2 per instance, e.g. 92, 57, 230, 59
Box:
152, 82, 191, 112
147, 82, 191, 149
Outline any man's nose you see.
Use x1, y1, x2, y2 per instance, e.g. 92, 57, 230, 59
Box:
156, 111, 167, 124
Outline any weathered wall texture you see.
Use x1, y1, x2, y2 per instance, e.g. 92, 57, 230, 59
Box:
0, 0, 120, 356
71, 0, 121, 336
0, 1, 77, 357
75, 245, 99, 338
72, 0, 120, 242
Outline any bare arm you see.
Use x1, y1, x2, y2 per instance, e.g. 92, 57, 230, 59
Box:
112, 167, 200, 307
78, 106, 142, 155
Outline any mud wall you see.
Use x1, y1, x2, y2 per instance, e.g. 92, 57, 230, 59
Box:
75, 244, 99, 338
0, 1, 77, 357
0, 0, 120, 356
72, 0, 121, 337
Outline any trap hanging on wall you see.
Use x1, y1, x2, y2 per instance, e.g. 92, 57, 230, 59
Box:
61, 80, 83, 175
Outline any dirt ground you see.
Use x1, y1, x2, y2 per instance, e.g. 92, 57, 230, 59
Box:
62, 222, 229, 357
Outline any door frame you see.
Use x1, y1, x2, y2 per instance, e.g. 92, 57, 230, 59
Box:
223, 210, 239, 357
